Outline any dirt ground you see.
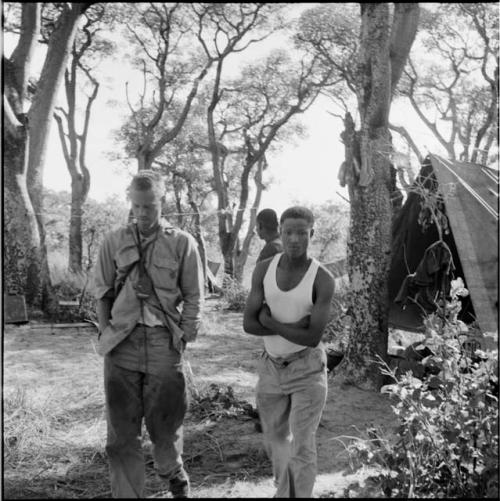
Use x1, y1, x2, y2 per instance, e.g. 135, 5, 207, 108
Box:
3, 298, 397, 498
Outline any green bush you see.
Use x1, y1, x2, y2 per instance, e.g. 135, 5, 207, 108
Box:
346, 278, 499, 498
222, 275, 249, 312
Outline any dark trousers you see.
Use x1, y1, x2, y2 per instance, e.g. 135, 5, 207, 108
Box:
104, 325, 187, 498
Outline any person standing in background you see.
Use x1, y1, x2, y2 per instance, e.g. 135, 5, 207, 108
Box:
255, 208, 283, 263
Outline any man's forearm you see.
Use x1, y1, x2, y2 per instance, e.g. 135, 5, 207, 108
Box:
97, 297, 113, 333
265, 318, 320, 347
243, 316, 275, 336
179, 314, 201, 342
179, 239, 204, 342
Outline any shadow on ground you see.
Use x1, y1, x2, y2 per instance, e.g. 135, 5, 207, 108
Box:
4, 301, 397, 498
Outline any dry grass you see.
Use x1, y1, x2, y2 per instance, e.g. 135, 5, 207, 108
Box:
3, 299, 396, 498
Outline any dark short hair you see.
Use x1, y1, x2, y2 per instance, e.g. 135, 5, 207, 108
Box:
256, 208, 279, 231
127, 169, 165, 199
280, 206, 314, 226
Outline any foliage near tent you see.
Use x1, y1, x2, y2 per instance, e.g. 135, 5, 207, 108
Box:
344, 281, 498, 498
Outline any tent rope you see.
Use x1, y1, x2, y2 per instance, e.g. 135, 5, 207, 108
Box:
433, 155, 499, 221
482, 167, 499, 184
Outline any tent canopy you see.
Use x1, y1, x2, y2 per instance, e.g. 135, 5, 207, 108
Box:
388, 154, 498, 334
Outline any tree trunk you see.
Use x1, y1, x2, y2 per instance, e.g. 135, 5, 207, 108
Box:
341, 3, 419, 390
68, 176, 86, 273
27, 2, 85, 223
4, 3, 87, 309
219, 227, 233, 279
4, 124, 42, 304
343, 128, 393, 390
187, 185, 208, 284
54, 52, 95, 274
234, 156, 265, 282
137, 146, 154, 171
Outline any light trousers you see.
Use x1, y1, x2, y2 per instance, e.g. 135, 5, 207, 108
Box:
256, 346, 327, 498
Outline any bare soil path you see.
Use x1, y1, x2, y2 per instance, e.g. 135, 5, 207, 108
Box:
3, 299, 396, 498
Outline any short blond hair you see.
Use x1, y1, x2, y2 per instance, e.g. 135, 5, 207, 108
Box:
127, 169, 165, 199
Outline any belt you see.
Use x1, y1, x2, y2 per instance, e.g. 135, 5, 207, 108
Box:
265, 347, 310, 367
136, 323, 167, 330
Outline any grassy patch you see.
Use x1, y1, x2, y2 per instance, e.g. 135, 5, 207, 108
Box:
4, 299, 396, 498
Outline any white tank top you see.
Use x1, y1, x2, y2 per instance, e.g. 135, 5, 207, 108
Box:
263, 252, 320, 357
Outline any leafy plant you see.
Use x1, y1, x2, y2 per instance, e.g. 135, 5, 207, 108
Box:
344, 279, 499, 498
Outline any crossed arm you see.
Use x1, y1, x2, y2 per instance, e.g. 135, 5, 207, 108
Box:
243, 261, 334, 348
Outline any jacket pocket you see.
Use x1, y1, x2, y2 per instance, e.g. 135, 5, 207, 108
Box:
152, 253, 179, 290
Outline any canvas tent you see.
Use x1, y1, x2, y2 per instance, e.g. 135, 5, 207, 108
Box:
388, 154, 498, 334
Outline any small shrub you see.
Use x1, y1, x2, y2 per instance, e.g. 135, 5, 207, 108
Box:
345, 278, 499, 498
189, 383, 258, 422
222, 275, 249, 312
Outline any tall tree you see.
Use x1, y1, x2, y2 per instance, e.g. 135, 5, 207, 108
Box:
193, 3, 287, 279
53, 4, 116, 274
222, 49, 330, 281
297, 3, 420, 389
121, 2, 214, 171
341, 3, 419, 389
4, 2, 91, 308
397, 3, 498, 165
200, 5, 333, 279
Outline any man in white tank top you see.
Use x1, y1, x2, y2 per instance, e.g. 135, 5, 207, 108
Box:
243, 206, 334, 498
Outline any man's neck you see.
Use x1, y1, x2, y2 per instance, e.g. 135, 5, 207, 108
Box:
282, 252, 309, 269
265, 232, 280, 243
138, 222, 160, 238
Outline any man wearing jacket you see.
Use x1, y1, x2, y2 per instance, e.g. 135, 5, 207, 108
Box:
94, 169, 204, 498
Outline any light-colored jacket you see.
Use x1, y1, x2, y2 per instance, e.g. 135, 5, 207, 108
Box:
93, 219, 204, 355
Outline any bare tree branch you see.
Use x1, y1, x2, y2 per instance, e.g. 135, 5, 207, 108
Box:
53, 111, 74, 174
389, 3, 420, 93
389, 123, 423, 163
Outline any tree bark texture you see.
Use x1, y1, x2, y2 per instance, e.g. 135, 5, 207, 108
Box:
4, 3, 88, 308
344, 129, 393, 390
4, 124, 43, 304
342, 3, 419, 390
